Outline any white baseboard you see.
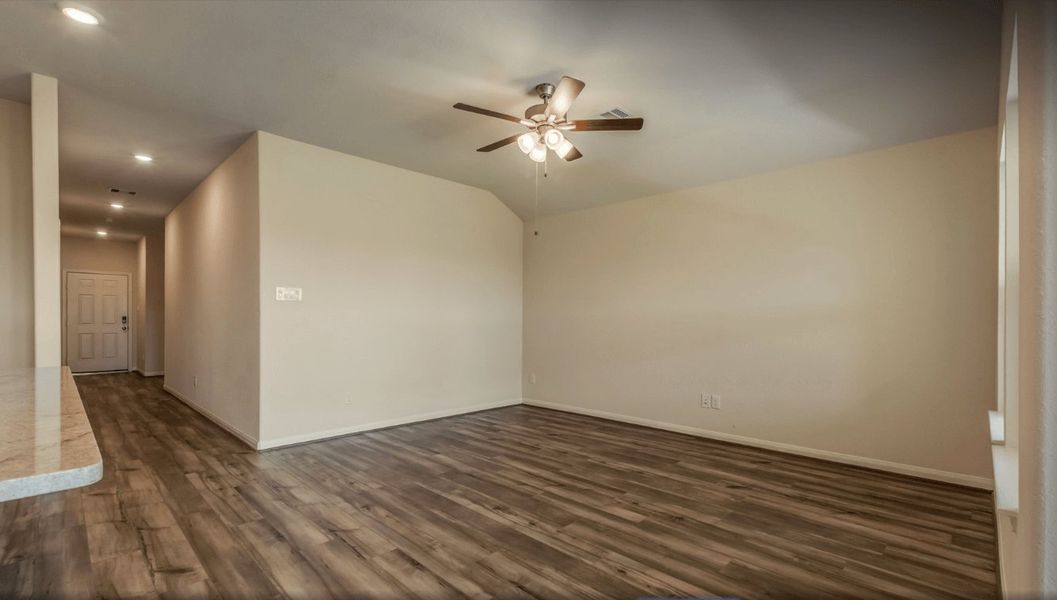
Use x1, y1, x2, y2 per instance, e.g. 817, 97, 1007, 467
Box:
154, 386, 992, 490
135, 369, 164, 377
522, 398, 994, 490
258, 398, 523, 450
162, 384, 259, 449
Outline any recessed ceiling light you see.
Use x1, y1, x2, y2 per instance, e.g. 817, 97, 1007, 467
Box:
133, 154, 153, 162
96, 230, 108, 237
110, 202, 124, 209
60, 5, 100, 25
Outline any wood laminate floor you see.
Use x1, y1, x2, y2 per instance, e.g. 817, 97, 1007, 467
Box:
1, 373, 996, 599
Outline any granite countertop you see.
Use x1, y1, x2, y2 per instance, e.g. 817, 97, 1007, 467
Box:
0, 367, 103, 502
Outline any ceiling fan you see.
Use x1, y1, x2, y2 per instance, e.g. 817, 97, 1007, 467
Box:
453, 76, 644, 163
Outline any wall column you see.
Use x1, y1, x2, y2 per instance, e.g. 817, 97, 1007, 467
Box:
1010, 0, 1057, 593
31, 73, 60, 367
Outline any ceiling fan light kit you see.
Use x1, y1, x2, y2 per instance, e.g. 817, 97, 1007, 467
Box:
554, 138, 575, 159
517, 132, 537, 153
528, 142, 548, 163
454, 75, 644, 163
543, 129, 564, 149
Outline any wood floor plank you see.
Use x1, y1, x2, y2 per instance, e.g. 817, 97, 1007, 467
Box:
0, 373, 997, 599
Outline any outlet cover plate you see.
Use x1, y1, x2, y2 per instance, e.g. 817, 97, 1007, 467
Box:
276, 287, 303, 302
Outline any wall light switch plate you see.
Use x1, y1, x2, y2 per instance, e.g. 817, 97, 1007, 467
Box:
275, 287, 303, 302
711, 394, 722, 409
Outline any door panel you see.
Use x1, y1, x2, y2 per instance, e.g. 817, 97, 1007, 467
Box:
102, 294, 117, 323
78, 333, 94, 359
102, 333, 118, 358
78, 295, 94, 323
67, 272, 129, 372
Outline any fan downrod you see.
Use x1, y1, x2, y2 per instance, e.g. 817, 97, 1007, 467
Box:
524, 83, 556, 120
534, 83, 555, 102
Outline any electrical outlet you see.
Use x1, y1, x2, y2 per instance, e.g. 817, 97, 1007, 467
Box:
530, 372, 537, 384
700, 393, 710, 408
275, 286, 303, 302
711, 394, 722, 410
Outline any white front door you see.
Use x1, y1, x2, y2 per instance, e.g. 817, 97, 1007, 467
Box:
66, 272, 129, 373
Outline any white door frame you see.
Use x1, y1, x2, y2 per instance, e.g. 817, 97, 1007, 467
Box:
62, 269, 135, 372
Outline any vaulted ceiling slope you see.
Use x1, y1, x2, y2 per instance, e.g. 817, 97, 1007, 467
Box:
0, 0, 999, 239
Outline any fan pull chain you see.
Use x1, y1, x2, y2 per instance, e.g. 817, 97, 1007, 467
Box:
533, 161, 540, 237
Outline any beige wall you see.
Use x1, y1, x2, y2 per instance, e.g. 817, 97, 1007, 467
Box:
137, 237, 146, 372
136, 229, 164, 375
165, 134, 260, 445
256, 132, 523, 447
32, 74, 61, 367
524, 127, 997, 485
996, 1, 1057, 596
61, 236, 139, 273
60, 235, 139, 370
0, 98, 33, 369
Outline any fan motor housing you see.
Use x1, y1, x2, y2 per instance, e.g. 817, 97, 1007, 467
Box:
524, 103, 547, 120
525, 83, 556, 120
534, 83, 555, 100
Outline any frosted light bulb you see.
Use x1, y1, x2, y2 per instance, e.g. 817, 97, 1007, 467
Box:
517, 132, 538, 154
554, 138, 574, 159
543, 128, 564, 150
529, 141, 547, 163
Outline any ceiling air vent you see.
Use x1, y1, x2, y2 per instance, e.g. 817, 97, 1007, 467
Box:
600, 108, 630, 119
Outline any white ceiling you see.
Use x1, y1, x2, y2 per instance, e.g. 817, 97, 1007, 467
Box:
0, 0, 999, 241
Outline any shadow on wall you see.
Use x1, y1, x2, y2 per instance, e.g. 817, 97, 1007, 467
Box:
707, 0, 1000, 146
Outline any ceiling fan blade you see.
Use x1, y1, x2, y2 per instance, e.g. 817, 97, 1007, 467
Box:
476, 134, 520, 152
545, 76, 586, 118
453, 103, 523, 124
561, 145, 583, 162
572, 118, 644, 131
